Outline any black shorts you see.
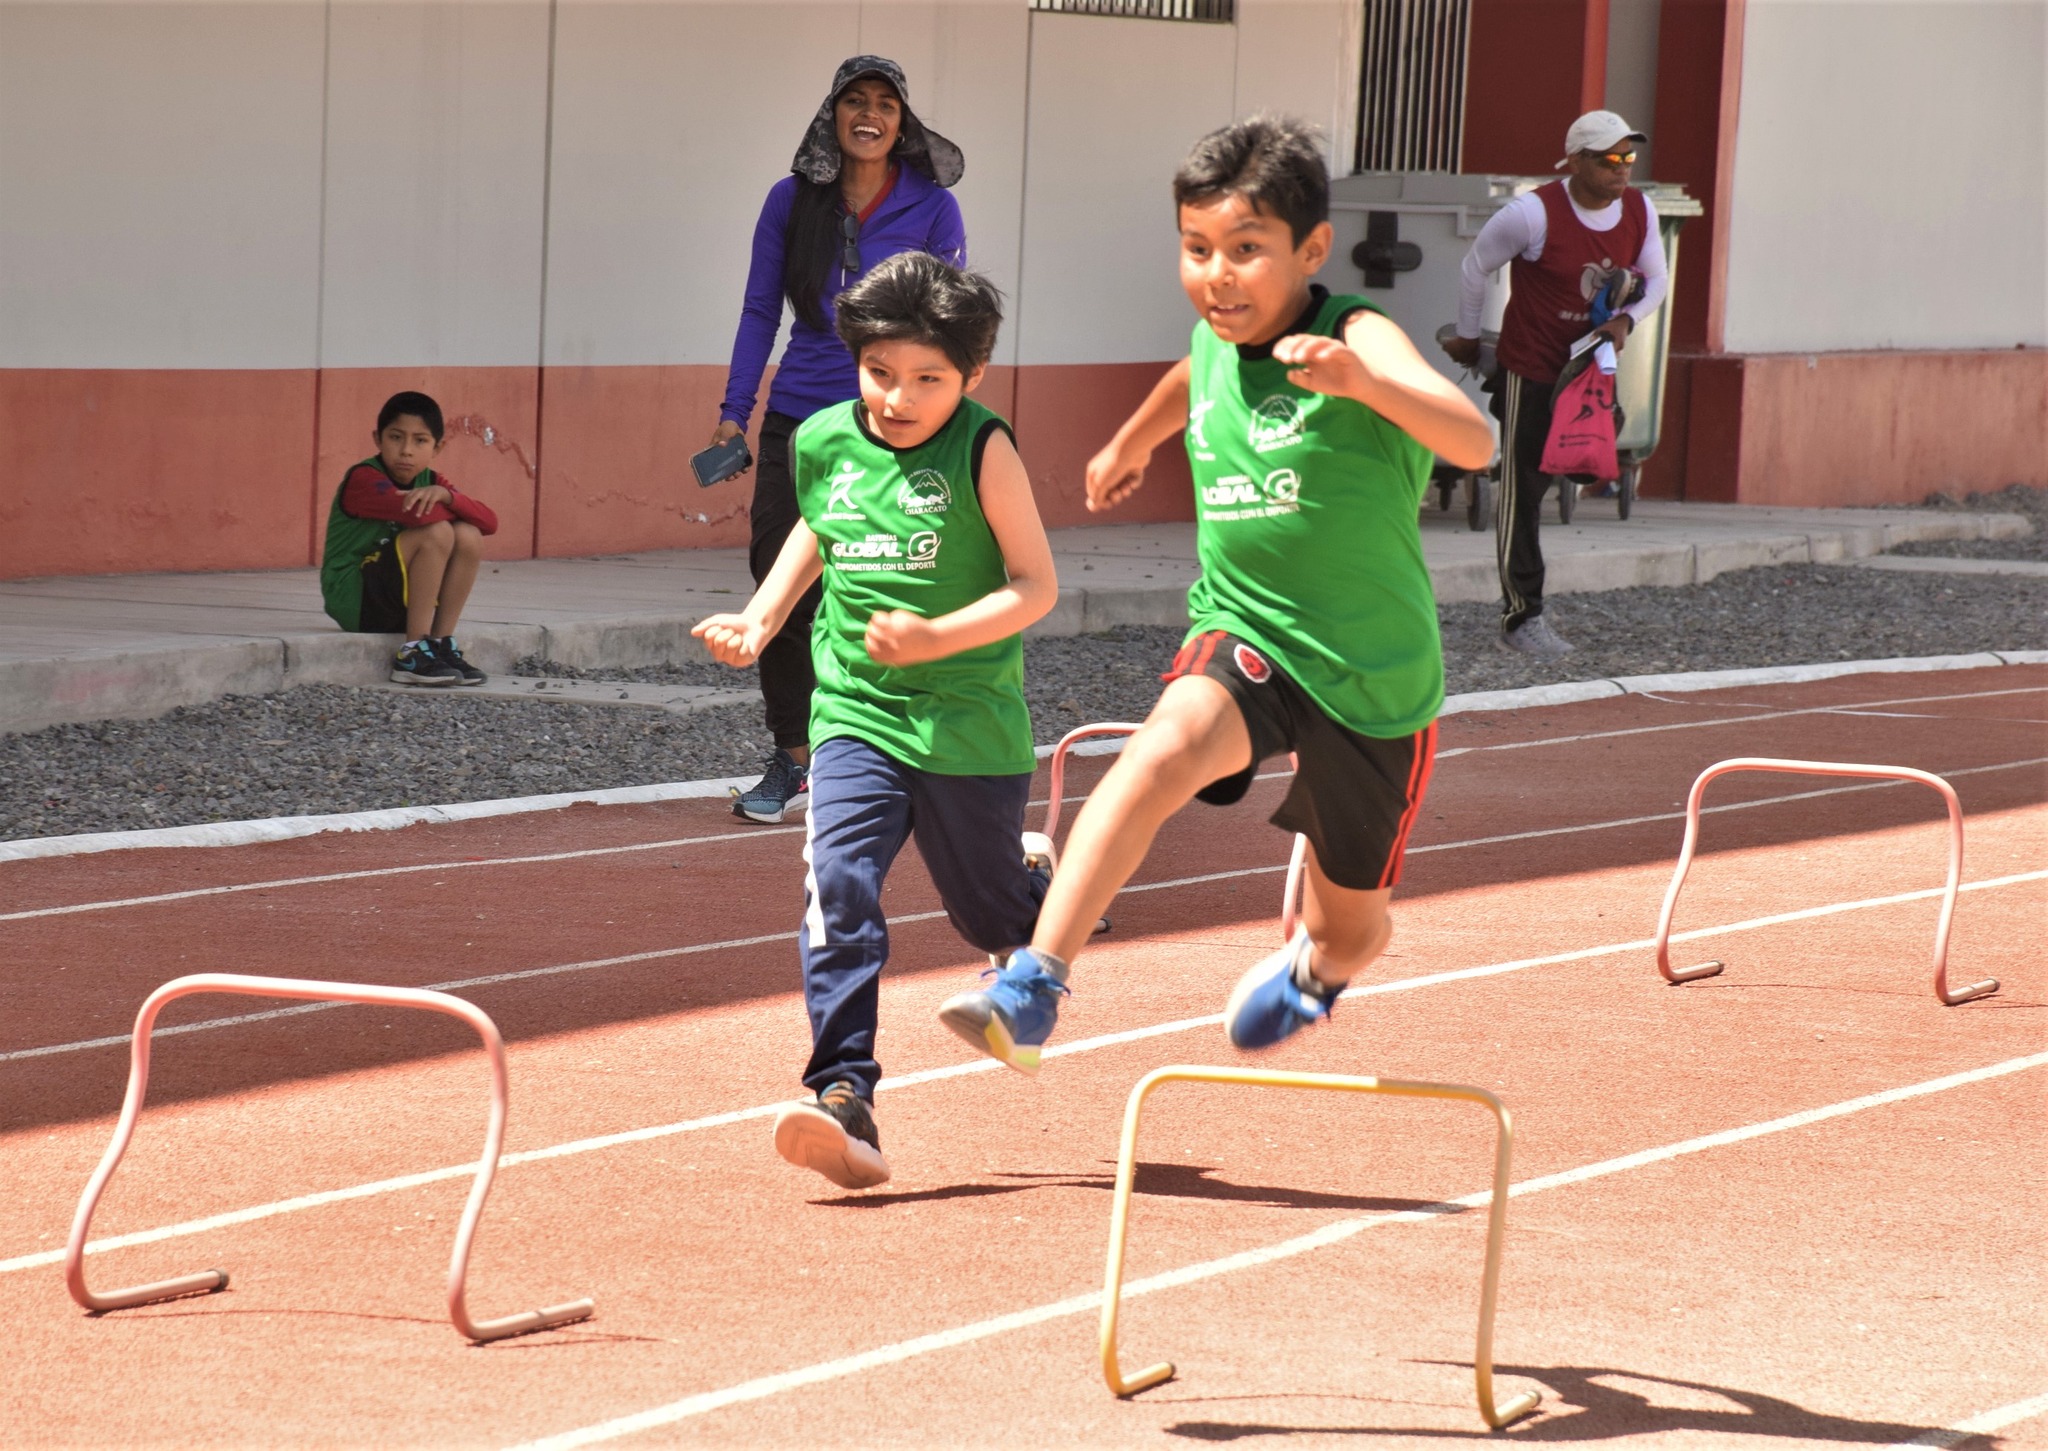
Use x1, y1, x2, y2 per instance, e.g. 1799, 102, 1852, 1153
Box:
1164, 630, 1437, 892
357, 537, 408, 634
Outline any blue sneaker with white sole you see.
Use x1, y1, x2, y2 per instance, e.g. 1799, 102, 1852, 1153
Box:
1223, 930, 1340, 1050
938, 947, 1069, 1074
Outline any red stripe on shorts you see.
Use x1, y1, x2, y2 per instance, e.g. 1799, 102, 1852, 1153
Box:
1161, 630, 1227, 684
1377, 720, 1439, 890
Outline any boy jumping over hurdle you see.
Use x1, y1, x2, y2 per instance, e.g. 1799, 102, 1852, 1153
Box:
938, 116, 1493, 1063
693, 252, 1059, 1190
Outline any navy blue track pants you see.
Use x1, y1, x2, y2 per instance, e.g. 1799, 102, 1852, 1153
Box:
799, 735, 1045, 1100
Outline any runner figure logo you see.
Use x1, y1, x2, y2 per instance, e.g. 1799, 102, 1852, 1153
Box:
827, 461, 865, 514
1233, 643, 1272, 684
898, 469, 952, 515
1248, 396, 1305, 454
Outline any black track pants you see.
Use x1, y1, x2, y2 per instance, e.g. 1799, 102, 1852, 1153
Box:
1490, 370, 1556, 630
748, 410, 824, 751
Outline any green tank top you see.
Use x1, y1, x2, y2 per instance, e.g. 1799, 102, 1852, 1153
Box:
318, 459, 439, 632
793, 397, 1036, 776
1183, 290, 1443, 738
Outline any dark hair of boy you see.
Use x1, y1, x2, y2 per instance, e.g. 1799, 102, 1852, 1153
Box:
377, 390, 445, 442
1172, 114, 1329, 246
833, 251, 1003, 377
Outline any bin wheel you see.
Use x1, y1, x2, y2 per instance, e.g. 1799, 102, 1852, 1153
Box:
1618, 466, 1636, 520
1466, 473, 1490, 532
1436, 474, 1456, 512
1556, 475, 1577, 524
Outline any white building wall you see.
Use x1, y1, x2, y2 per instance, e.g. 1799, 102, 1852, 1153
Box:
0, 0, 327, 369
317, 0, 553, 368
539, 2, 861, 369
1013, 13, 1237, 365
1722, 0, 2048, 353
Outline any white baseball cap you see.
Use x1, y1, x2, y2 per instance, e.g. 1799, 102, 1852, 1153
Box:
1555, 110, 1647, 168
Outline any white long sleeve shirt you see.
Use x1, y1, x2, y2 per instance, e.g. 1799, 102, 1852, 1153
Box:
1456, 188, 1668, 338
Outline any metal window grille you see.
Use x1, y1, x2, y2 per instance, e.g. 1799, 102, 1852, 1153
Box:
1029, 0, 1235, 21
1355, 0, 1470, 172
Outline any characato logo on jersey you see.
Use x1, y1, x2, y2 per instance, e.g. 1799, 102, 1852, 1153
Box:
823, 461, 867, 520
1233, 643, 1272, 684
898, 468, 952, 515
1248, 395, 1305, 454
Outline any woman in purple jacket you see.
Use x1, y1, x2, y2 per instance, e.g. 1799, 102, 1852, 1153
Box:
714, 55, 967, 824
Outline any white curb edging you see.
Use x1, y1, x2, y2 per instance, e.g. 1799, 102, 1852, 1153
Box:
5, 650, 2042, 864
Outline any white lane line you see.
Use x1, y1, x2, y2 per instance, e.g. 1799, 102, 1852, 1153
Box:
507, 1050, 2048, 1450
0, 825, 803, 925
1432, 685, 2044, 760
1888, 1389, 2048, 1447
12, 755, 2040, 1067
6, 868, 2038, 1279
16, 685, 2035, 926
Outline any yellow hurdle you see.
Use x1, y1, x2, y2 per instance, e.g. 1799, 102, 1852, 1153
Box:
1098, 1064, 1540, 1430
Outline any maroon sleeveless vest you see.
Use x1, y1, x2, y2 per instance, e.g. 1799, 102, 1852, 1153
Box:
1496, 181, 1650, 385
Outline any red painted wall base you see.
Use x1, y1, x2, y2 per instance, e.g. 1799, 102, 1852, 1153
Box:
1642, 347, 2047, 506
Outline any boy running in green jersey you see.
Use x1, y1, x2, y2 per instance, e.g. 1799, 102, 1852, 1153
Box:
939, 115, 1494, 1065
693, 252, 1059, 1190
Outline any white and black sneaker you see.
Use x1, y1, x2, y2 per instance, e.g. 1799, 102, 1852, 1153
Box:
774, 1081, 890, 1190
1497, 616, 1575, 659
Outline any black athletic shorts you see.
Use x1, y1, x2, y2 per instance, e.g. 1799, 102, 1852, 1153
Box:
1164, 630, 1437, 892
358, 537, 408, 634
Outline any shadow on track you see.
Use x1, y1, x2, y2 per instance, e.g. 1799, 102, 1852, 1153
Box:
1161, 1363, 2003, 1444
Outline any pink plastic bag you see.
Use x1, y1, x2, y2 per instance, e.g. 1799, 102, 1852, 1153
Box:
1540, 363, 1619, 480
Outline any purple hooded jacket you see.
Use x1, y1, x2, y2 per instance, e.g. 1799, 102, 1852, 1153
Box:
718, 167, 967, 427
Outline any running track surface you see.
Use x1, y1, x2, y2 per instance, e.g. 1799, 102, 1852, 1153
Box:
4, 665, 2044, 1449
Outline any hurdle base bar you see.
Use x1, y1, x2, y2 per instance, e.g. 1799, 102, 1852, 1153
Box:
1098, 1065, 1540, 1431
78, 1269, 229, 1313
465, 1297, 598, 1343
64, 973, 594, 1344
1653, 758, 1998, 1006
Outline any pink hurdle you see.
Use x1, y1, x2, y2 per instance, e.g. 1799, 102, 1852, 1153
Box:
1654, 758, 1998, 1006
63, 973, 596, 1341
1046, 722, 1305, 942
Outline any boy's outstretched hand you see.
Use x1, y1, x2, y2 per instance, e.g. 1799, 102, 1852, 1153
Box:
1084, 439, 1151, 513
1272, 333, 1370, 398
864, 609, 941, 667
692, 613, 771, 668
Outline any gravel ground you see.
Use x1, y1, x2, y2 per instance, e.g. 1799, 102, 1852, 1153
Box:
6, 563, 2043, 841
1884, 484, 2046, 561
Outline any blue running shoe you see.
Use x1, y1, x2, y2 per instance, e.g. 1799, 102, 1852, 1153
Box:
1223, 930, 1339, 1051
938, 948, 1069, 1074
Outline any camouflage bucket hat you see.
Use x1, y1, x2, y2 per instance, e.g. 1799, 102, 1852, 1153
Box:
792, 55, 964, 189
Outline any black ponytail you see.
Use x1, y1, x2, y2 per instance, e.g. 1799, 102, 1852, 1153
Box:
783, 177, 841, 333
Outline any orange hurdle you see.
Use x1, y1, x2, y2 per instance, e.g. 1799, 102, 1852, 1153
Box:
1654, 758, 1998, 1006
1047, 722, 1306, 941
64, 973, 595, 1342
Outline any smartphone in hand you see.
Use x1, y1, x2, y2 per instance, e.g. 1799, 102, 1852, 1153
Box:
690, 435, 753, 488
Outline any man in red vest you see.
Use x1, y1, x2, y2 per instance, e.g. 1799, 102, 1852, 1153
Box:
1445, 110, 1667, 659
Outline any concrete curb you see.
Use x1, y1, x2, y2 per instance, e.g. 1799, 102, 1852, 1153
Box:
5, 650, 2041, 864
3, 510, 2028, 735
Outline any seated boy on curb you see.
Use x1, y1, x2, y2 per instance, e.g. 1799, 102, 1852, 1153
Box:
938, 116, 1494, 1066
692, 252, 1059, 1190
319, 390, 499, 687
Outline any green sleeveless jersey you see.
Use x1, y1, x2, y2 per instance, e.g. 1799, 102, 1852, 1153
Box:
1183, 290, 1443, 737
793, 398, 1035, 776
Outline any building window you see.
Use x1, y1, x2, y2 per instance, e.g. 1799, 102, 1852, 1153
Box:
1356, 0, 1470, 172
1029, 0, 1235, 21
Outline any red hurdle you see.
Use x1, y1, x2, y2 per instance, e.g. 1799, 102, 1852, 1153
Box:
64, 973, 596, 1341
1653, 758, 1998, 1006
1046, 722, 1306, 942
